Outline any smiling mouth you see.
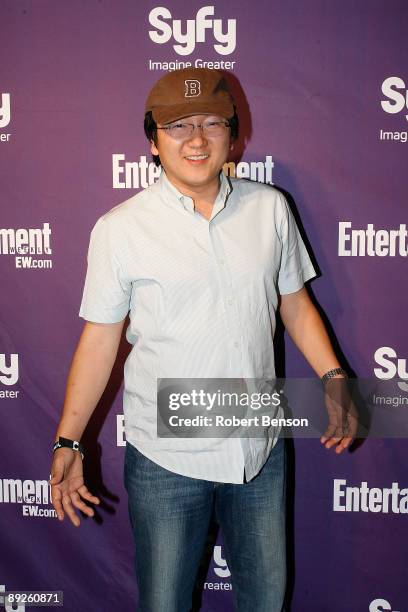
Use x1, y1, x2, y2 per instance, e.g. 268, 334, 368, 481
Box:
185, 154, 209, 161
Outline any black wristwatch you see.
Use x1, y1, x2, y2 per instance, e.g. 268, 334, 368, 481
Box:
53, 436, 85, 460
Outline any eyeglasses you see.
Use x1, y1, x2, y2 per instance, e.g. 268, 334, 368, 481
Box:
157, 119, 231, 141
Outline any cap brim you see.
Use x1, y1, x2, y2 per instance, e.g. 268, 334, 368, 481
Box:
152, 100, 234, 125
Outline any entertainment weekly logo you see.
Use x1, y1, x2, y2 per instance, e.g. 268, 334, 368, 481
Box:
0, 223, 53, 270
112, 154, 275, 188
0, 354, 20, 400
333, 479, 408, 514
147, 6, 237, 71
0, 476, 56, 519
0, 92, 11, 143
337, 222, 408, 257
380, 76, 408, 143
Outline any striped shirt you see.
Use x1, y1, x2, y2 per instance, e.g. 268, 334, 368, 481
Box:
79, 170, 316, 483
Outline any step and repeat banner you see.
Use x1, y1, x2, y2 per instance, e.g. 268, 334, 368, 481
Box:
1, 1, 407, 611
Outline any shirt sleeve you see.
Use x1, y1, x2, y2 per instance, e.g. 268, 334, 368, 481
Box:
277, 194, 317, 295
79, 216, 131, 323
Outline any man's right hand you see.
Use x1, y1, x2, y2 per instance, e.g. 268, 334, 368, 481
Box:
50, 448, 100, 527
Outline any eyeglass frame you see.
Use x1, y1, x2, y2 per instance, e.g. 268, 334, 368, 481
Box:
156, 118, 231, 140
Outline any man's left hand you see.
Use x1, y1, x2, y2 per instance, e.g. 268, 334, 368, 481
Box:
320, 377, 358, 454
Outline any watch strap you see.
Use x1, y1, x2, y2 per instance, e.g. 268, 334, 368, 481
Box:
53, 436, 85, 460
321, 368, 348, 384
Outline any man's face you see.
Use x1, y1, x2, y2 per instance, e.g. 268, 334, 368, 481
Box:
151, 114, 231, 194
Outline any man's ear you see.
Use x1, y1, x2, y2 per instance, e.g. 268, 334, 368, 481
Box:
150, 140, 159, 156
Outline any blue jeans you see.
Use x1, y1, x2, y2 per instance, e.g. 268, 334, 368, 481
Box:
124, 438, 286, 612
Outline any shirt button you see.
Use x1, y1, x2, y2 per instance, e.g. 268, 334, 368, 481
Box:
234, 341, 239, 348
227, 298, 234, 306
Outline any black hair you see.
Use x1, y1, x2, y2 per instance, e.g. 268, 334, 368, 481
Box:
143, 108, 239, 167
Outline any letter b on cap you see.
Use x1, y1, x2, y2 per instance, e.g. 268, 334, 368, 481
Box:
185, 80, 201, 97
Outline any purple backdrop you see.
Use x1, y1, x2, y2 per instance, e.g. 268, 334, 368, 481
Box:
1, 1, 407, 610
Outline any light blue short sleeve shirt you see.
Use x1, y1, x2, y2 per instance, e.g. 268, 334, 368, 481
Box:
79, 171, 316, 483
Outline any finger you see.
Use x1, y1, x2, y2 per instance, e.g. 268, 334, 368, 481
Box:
321, 425, 338, 441
62, 493, 81, 527
51, 490, 65, 521
49, 466, 64, 485
324, 436, 342, 449
321, 426, 343, 443
77, 485, 101, 505
335, 437, 353, 454
348, 417, 359, 437
320, 427, 341, 443
70, 492, 96, 517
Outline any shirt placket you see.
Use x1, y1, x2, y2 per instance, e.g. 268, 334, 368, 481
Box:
165, 184, 247, 482
208, 220, 243, 376
209, 216, 250, 481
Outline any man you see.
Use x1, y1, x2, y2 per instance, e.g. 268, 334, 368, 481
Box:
50, 68, 354, 611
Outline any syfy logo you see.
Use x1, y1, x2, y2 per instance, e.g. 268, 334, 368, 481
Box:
381, 77, 408, 122
148, 6, 236, 56
0, 585, 26, 611
0, 93, 11, 128
0, 354, 19, 386
374, 347, 408, 391
213, 545, 230, 578
369, 598, 400, 612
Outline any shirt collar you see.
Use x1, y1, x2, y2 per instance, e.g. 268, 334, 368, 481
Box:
159, 169, 233, 218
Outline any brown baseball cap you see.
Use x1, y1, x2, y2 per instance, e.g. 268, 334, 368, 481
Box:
145, 67, 235, 125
